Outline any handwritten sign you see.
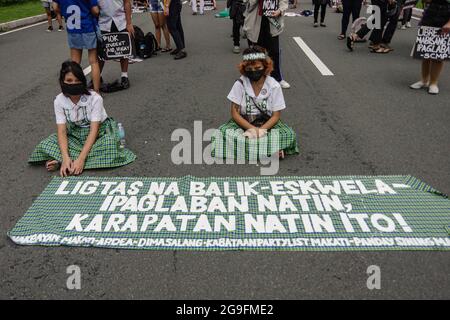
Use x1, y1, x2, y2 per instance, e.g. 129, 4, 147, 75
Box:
413, 26, 450, 61
262, 0, 279, 17
101, 32, 133, 60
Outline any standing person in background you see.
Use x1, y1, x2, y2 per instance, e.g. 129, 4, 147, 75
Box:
243, 0, 291, 89
228, 0, 246, 53
410, 0, 450, 95
347, 0, 394, 52
53, 0, 101, 92
338, 0, 363, 39
42, 0, 64, 32
191, 0, 205, 15
98, 0, 134, 90
149, 0, 172, 52
313, 0, 330, 27
400, 1, 413, 29
164, 0, 187, 60
401, 8, 413, 29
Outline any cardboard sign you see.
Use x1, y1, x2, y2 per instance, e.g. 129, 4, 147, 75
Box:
262, 0, 279, 17
413, 26, 450, 61
101, 32, 133, 60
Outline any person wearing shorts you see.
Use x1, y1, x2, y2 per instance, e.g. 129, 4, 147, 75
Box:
410, 0, 450, 94
41, 0, 64, 32
98, 0, 135, 89
53, 0, 101, 92
149, 0, 172, 52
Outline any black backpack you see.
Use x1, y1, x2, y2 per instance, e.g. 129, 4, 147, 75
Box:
143, 32, 158, 58
133, 25, 146, 58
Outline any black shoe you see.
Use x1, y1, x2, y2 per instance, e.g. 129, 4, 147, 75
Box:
121, 77, 130, 89
170, 49, 180, 55
320, 23, 326, 27
174, 51, 187, 60
47, 26, 53, 32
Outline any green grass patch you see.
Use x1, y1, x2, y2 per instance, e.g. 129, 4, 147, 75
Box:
0, 0, 44, 24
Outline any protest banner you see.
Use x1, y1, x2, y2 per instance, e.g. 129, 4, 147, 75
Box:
8, 175, 450, 251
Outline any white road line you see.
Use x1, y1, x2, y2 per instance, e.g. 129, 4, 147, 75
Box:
83, 66, 92, 76
293, 37, 334, 76
0, 20, 48, 36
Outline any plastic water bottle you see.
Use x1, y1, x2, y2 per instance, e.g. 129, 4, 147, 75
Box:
118, 123, 126, 148
139, 43, 146, 58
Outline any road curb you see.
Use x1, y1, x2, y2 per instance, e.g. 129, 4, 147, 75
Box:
0, 14, 47, 32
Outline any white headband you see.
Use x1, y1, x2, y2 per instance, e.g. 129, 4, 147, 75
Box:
242, 52, 267, 61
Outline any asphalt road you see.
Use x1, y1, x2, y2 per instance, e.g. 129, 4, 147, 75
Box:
0, 1, 449, 299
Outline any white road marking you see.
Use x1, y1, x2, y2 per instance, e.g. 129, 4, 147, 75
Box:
0, 20, 48, 36
83, 66, 92, 76
293, 37, 334, 76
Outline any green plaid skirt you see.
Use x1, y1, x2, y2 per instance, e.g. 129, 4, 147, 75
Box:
211, 119, 299, 160
28, 118, 136, 169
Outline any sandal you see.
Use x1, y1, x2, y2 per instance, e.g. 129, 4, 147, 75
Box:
338, 34, 345, 40
372, 46, 390, 54
380, 43, 394, 52
161, 47, 172, 52
346, 35, 355, 51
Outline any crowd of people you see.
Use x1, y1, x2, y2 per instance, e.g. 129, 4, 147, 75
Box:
30, 0, 449, 176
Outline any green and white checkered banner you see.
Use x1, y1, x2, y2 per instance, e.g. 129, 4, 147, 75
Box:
8, 175, 450, 251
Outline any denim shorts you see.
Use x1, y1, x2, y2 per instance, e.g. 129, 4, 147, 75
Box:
67, 31, 98, 50
149, 0, 164, 13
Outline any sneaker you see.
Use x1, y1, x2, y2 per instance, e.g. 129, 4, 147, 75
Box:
47, 26, 53, 32
406, 22, 412, 28
314, 22, 319, 27
58, 25, 64, 32
121, 77, 130, 89
409, 81, 429, 90
401, 25, 406, 30
233, 46, 240, 54
428, 84, 439, 95
279, 80, 291, 89
174, 51, 187, 60
320, 23, 326, 27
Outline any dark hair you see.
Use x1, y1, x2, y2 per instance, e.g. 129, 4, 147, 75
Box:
238, 45, 273, 76
59, 60, 90, 95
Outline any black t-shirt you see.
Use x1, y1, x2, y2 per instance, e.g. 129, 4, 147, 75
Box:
431, 0, 450, 5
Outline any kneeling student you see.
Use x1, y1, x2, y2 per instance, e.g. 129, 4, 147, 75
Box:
29, 61, 136, 177
212, 46, 299, 160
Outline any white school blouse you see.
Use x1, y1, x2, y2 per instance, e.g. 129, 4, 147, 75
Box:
227, 75, 286, 116
54, 91, 108, 128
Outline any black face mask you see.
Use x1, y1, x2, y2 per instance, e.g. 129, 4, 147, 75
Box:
61, 82, 86, 96
245, 69, 265, 82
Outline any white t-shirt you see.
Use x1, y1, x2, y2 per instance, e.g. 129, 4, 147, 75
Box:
98, 0, 127, 32
54, 91, 108, 127
227, 75, 286, 116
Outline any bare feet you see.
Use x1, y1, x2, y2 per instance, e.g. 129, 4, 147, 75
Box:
46, 160, 60, 172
